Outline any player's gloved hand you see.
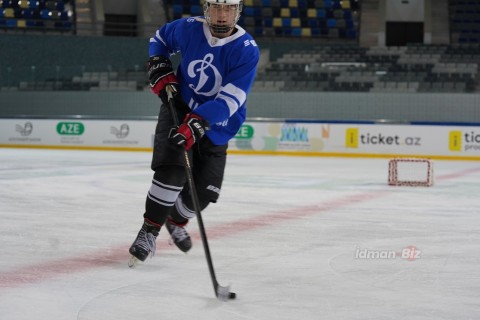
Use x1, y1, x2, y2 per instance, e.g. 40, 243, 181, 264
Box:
148, 55, 179, 104
169, 113, 210, 151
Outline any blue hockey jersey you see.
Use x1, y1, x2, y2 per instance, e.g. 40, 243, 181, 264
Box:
149, 17, 260, 146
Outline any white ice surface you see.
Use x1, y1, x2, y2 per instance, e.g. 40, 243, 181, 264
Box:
1, 149, 479, 320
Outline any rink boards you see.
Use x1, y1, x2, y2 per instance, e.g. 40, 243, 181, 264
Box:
0, 118, 479, 160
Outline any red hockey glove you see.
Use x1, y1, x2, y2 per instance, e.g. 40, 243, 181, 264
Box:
148, 55, 179, 103
169, 113, 210, 151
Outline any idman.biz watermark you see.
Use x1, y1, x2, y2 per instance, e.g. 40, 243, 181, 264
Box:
355, 246, 421, 262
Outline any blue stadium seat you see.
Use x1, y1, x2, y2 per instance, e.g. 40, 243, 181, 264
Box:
254, 26, 263, 35
40, 9, 50, 19
25, 19, 34, 27
172, 4, 182, 16
2, 0, 13, 8
190, 5, 201, 15
346, 29, 357, 38
5, 18, 16, 27
344, 10, 352, 19
307, 19, 318, 27
243, 7, 254, 16
317, 8, 326, 18
60, 10, 68, 21
23, 9, 33, 18
292, 27, 301, 36
327, 18, 336, 28
346, 19, 354, 29
28, 1, 38, 8
264, 17, 273, 27
56, 1, 65, 11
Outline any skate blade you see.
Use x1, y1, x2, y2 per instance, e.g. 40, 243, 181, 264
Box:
128, 255, 140, 268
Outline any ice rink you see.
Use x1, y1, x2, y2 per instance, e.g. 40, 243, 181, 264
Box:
1, 148, 479, 320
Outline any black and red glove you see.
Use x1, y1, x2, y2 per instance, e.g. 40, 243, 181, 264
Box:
169, 113, 210, 151
148, 55, 179, 103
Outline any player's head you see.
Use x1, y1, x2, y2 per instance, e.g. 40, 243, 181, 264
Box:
203, 0, 243, 36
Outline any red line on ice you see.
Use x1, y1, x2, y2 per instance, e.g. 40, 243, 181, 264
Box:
0, 191, 385, 288
1, 165, 478, 288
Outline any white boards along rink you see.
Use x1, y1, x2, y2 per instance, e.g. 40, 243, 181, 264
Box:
0, 117, 479, 160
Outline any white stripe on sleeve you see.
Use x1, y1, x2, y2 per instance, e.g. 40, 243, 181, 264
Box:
218, 83, 246, 116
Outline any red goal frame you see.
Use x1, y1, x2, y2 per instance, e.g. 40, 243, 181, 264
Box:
388, 158, 434, 187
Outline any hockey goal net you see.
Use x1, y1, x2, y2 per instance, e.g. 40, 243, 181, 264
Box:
388, 158, 434, 187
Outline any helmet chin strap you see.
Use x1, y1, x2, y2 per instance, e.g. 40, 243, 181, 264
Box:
210, 24, 234, 34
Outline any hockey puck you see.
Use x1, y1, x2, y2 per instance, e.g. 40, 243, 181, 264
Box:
229, 292, 236, 299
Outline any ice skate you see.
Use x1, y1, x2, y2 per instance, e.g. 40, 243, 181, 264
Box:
166, 217, 192, 253
128, 220, 160, 268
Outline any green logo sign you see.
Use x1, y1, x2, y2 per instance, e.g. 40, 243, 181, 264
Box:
235, 125, 254, 139
56, 122, 85, 135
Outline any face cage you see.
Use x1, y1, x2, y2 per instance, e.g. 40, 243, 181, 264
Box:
203, 2, 242, 34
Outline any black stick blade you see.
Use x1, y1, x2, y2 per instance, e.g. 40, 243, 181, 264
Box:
216, 285, 236, 301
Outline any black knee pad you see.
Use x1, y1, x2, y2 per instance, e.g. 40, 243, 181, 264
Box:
179, 188, 213, 212
153, 165, 185, 187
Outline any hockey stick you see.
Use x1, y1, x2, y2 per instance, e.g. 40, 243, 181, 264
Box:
166, 85, 236, 301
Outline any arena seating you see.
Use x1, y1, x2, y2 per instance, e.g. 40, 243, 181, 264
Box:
449, 0, 480, 43
169, 0, 359, 39
10, 70, 145, 92
2, 42, 478, 93
2, 1, 480, 93
0, 0, 73, 32
253, 43, 480, 93
0, 33, 148, 91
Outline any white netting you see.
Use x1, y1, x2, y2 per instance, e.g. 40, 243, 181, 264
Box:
388, 158, 434, 187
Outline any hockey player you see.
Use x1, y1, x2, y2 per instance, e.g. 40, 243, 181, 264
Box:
128, 0, 259, 264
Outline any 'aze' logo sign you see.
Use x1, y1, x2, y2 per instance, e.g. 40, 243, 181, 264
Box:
56, 122, 85, 135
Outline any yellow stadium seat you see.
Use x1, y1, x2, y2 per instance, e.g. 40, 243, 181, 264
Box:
19, 0, 29, 8
4, 8, 14, 18
307, 8, 316, 18
244, 0, 253, 6
288, 0, 298, 7
17, 20, 27, 28
301, 28, 312, 37
273, 18, 282, 27
341, 0, 351, 9
291, 18, 300, 27
280, 8, 290, 17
